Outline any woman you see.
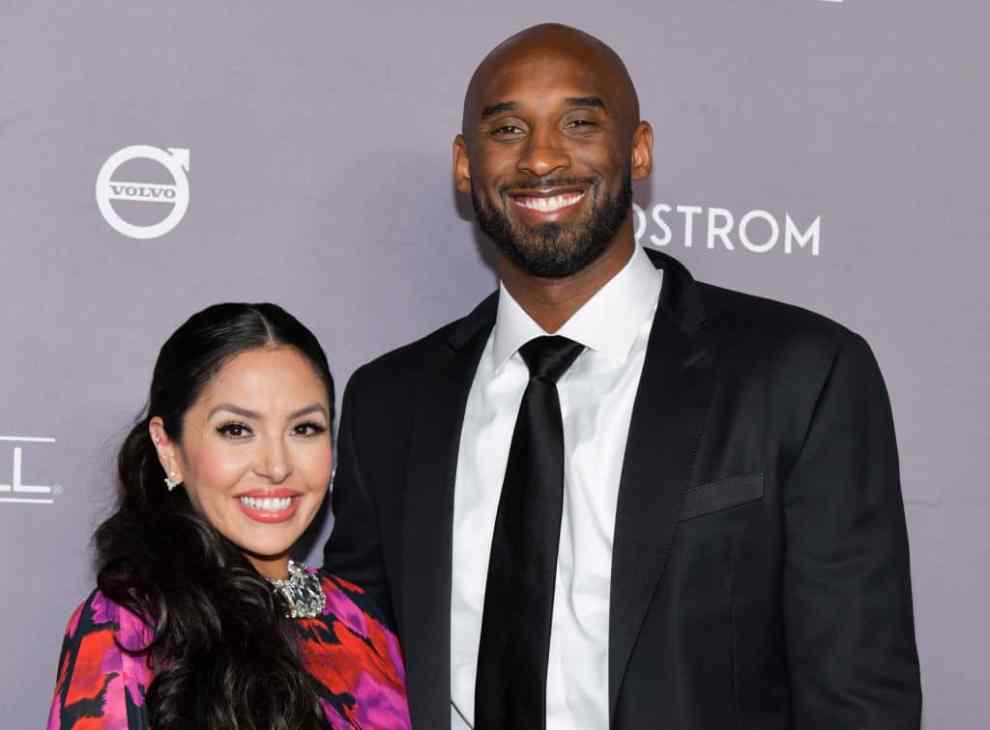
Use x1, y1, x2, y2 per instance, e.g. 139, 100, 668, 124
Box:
47, 303, 410, 730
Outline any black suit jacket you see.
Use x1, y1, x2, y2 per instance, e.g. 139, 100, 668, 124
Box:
323, 249, 921, 729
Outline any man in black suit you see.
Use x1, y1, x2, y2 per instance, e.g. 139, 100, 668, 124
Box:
324, 23, 921, 729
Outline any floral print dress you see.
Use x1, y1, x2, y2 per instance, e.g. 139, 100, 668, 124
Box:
47, 573, 410, 729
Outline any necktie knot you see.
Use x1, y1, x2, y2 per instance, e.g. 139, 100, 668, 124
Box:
519, 336, 584, 384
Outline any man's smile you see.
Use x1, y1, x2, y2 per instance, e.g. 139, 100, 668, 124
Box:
507, 184, 589, 221
512, 191, 585, 213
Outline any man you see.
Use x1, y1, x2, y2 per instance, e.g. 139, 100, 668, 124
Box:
324, 23, 921, 730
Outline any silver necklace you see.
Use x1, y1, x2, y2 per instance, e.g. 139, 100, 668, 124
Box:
266, 560, 326, 619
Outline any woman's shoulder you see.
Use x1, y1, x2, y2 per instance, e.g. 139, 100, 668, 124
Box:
316, 571, 395, 636
300, 572, 409, 728
49, 590, 154, 729
62, 588, 154, 650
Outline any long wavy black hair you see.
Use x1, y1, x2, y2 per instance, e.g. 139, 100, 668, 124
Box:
94, 303, 334, 730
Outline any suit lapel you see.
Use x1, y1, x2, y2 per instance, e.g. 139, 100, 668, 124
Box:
395, 252, 716, 725
608, 252, 717, 720
399, 294, 495, 729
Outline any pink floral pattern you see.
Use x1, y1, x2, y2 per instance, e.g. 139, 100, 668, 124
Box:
48, 573, 410, 729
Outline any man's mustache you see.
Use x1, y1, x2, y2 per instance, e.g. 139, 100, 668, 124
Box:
498, 176, 597, 195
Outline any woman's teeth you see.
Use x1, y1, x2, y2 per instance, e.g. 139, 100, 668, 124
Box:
240, 496, 293, 512
515, 192, 584, 212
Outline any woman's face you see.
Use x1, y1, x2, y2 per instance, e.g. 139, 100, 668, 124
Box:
151, 346, 332, 579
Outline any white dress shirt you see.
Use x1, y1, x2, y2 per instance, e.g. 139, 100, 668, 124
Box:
451, 244, 663, 730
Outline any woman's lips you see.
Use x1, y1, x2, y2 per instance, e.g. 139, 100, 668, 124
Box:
236, 490, 301, 524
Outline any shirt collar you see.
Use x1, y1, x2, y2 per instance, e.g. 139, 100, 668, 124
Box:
492, 244, 663, 372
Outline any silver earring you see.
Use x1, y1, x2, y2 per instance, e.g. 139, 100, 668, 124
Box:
164, 473, 181, 491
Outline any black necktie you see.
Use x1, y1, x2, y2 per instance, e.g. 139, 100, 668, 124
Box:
475, 335, 585, 730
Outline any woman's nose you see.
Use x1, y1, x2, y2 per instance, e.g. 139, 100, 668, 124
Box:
257, 437, 293, 483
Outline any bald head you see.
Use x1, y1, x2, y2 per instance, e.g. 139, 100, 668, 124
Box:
462, 23, 640, 141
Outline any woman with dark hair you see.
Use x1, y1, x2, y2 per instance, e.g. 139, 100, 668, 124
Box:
47, 303, 410, 730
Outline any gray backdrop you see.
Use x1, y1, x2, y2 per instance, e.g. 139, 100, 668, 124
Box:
2, 0, 987, 726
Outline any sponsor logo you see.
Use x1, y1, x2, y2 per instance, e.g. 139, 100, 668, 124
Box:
0, 436, 60, 505
634, 203, 821, 256
96, 145, 191, 239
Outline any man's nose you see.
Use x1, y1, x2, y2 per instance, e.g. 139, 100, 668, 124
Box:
517, 126, 570, 179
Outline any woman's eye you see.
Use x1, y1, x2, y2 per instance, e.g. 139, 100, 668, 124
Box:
294, 422, 327, 437
217, 422, 251, 438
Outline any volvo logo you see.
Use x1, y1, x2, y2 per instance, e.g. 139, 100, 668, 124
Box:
96, 145, 191, 239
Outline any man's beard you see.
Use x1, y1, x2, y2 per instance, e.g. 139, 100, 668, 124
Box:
471, 172, 633, 279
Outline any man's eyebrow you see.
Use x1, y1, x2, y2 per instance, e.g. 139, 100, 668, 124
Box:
565, 96, 606, 110
480, 101, 518, 119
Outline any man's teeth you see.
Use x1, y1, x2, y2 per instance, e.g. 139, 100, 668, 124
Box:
516, 192, 583, 212
240, 496, 293, 512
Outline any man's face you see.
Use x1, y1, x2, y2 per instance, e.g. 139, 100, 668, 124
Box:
455, 48, 649, 278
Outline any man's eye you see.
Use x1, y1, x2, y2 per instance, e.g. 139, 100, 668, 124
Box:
491, 124, 524, 136
217, 422, 251, 438
567, 118, 597, 129
294, 422, 327, 437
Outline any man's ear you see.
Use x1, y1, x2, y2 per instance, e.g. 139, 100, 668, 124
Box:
630, 121, 654, 181
453, 134, 473, 194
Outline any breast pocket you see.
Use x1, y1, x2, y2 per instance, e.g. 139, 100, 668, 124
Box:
679, 473, 764, 521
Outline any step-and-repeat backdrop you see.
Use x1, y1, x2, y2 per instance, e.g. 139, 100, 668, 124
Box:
2, 1, 987, 726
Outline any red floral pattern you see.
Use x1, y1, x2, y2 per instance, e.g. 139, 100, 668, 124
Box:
47, 573, 410, 729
